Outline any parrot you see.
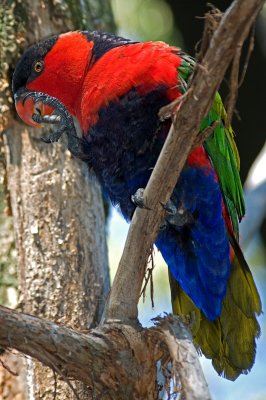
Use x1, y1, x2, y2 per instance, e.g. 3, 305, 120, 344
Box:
12, 30, 261, 380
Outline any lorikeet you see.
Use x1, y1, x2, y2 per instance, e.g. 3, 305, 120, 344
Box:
12, 31, 261, 380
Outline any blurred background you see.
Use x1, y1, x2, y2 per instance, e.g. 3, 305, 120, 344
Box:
0, 0, 265, 399
108, 1, 266, 399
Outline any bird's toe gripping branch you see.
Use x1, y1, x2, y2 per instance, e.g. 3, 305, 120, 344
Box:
163, 200, 194, 227
131, 188, 193, 229
24, 92, 83, 157
131, 188, 148, 209
131, 188, 166, 229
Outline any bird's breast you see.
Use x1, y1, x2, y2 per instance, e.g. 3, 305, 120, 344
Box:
81, 86, 170, 219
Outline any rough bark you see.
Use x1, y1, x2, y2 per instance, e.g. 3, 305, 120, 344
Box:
0, 352, 26, 400
0, 305, 211, 400
1, 0, 114, 398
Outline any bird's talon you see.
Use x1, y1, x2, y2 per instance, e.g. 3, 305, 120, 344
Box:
163, 199, 177, 215
165, 206, 194, 227
161, 199, 194, 227
41, 136, 52, 144
41, 134, 59, 144
131, 188, 149, 209
41, 126, 65, 144
66, 134, 83, 157
159, 221, 167, 230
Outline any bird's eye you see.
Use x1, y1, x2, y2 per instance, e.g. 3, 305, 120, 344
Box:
33, 61, 43, 73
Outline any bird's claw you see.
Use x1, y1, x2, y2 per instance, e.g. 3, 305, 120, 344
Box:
40, 126, 66, 144
131, 189, 193, 228
28, 91, 83, 157
163, 199, 177, 215
131, 188, 166, 230
131, 188, 151, 209
163, 200, 194, 227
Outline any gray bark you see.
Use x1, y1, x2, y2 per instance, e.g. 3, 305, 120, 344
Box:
1, 0, 114, 398
0, 305, 211, 400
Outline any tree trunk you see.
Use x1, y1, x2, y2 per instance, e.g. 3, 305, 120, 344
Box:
1, 0, 114, 398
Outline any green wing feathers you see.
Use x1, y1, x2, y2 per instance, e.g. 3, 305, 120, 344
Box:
202, 93, 245, 240
178, 53, 245, 239
174, 52, 261, 380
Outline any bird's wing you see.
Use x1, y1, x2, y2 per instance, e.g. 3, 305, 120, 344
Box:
177, 51, 245, 239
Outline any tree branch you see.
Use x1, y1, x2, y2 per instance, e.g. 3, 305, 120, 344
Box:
0, 306, 204, 400
0, 305, 212, 399
105, 0, 265, 322
0, 305, 153, 397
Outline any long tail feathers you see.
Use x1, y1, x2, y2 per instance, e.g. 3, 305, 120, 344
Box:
170, 235, 262, 381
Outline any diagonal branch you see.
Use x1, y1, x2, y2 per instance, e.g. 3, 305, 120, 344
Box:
105, 0, 265, 322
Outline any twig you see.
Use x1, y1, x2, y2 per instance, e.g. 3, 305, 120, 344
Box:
196, 6, 223, 62
193, 121, 220, 149
49, 360, 81, 400
158, 89, 192, 121
225, 44, 242, 127
140, 247, 155, 308
150, 251, 155, 309
225, 22, 256, 127
239, 23, 256, 87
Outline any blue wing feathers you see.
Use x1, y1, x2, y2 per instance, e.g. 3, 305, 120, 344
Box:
156, 165, 230, 320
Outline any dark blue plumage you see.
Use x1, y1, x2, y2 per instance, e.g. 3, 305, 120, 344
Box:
82, 87, 170, 219
82, 86, 230, 321
156, 167, 230, 319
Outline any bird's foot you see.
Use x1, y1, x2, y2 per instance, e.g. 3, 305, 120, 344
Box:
163, 199, 177, 215
132, 188, 168, 230
38, 124, 66, 144
131, 189, 193, 228
131, 188, 151, 209
27, 91, 83, 157
163, 199, 194, 227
